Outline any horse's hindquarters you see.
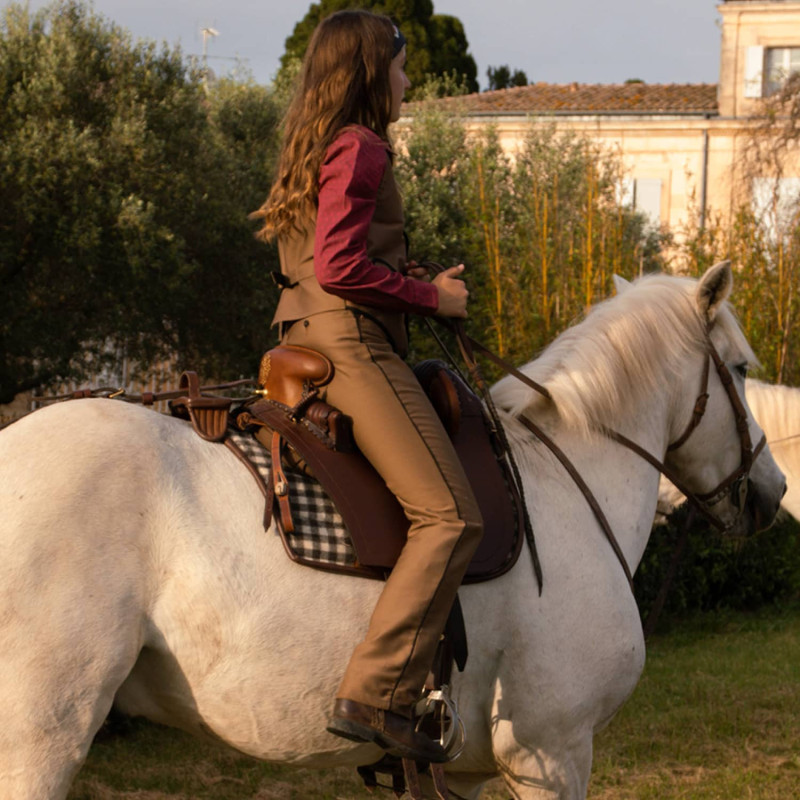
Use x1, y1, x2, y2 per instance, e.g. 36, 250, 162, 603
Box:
0, 402, 158, 798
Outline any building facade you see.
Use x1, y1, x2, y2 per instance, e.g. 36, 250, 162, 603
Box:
408, 1, 800, 237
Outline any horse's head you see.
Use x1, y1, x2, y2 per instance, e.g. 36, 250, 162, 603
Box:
495, 261, 785, 537
648, 261, 785, 535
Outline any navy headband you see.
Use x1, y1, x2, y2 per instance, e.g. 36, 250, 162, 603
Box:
392, 24, 406, 57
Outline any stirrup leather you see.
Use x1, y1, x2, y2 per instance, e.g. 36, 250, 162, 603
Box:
400, 758, 452, 800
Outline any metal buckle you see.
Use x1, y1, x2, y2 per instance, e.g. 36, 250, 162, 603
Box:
732, 476, 749, 514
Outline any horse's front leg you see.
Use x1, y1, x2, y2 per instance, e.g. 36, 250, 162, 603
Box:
491, 721, 594, 800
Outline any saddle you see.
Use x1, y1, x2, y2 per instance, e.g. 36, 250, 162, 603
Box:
234, 346, 525, 584
170, 347, 523, 796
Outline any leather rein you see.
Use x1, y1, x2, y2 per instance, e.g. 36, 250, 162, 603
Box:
422, 263, 765, 593
33, 379, 258, 406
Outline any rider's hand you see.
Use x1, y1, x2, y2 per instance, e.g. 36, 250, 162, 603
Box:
404, 260, 430, 281
432, 264, 469, 319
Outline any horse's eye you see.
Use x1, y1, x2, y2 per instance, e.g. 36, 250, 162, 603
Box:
735, 363, 749, 379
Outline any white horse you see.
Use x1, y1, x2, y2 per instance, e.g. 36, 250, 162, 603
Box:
658, 379, 800, 521
0, 262, 785, 800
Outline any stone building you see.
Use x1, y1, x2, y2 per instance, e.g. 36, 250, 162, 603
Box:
407, 0, 800, 236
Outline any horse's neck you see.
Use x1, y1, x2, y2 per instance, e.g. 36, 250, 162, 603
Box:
747, 380, 800, 444
601, 399, 671, 570
746, 380, 800, 486
507, 392, 670, 577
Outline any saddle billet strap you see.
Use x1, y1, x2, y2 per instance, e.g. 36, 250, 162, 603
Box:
235, 411, 296, 535
223, 436, 276, 532
270, 430, 295, 535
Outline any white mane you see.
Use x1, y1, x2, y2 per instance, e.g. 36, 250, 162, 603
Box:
491, 273, 755, 435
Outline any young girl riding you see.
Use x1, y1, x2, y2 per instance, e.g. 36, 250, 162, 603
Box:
252, 9, 483, 764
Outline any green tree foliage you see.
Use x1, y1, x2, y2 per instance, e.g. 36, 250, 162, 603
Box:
0, 1, 281, 403
674, 196, 800, 387
486, 64, 528, 91
279, 0, 478, 95
395, 91, 666, 367
636, 509, 800, 620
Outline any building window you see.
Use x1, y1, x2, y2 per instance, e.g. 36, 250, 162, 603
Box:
620, 177, 662, 226
752, 176, 800, 241
765, 47, 800, 95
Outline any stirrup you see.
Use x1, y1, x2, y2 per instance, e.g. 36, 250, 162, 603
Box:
414, 684, 466, 760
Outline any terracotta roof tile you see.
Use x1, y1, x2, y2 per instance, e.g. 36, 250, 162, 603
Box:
406, 83, 719, 115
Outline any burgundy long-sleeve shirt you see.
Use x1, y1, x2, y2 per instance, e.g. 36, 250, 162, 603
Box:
313, 126, 439, 315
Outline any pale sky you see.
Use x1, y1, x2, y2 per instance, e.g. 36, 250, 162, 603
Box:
10, 0, 723, 89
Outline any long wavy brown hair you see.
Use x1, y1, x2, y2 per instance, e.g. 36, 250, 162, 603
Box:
251, 10, 396, 241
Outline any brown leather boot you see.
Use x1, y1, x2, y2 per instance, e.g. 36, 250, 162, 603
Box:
326, 698, 448, 763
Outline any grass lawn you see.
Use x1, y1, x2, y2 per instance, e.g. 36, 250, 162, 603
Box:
67, 603, 800, 800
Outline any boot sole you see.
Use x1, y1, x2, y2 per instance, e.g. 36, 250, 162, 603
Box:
326, 717, 448, 763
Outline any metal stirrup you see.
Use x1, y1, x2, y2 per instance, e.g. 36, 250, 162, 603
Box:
415, 685, 466, 759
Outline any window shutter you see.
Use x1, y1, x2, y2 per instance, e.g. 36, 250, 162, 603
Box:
744, 46, 764, 98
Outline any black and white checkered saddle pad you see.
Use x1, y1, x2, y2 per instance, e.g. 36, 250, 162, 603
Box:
228, 428, 358, 568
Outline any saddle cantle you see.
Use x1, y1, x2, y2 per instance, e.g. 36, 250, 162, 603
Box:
236, 349, 525, 584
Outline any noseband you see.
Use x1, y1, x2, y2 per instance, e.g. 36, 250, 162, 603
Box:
670, 328, 767, 522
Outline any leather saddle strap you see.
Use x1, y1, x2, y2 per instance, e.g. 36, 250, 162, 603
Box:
270, 431, 295, 535
224, 436, 274, 531
443, 316, 544, 594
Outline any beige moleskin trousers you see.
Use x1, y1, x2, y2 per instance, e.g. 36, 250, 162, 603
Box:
283, 308, 483, 715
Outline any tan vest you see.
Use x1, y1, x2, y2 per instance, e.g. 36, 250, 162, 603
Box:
272, 150, 409, 355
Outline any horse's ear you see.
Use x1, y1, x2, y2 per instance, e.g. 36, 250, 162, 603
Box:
696, 260, 732, 322
613, 274, 632, 294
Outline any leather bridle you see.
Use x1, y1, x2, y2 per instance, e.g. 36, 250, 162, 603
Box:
434, 306, 767, 593
604, 323, 766, 533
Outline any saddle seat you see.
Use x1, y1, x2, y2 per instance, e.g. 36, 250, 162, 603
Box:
236, 348, 525, 584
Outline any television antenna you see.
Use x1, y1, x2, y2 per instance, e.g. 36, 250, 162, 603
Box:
201, 27, 219, 75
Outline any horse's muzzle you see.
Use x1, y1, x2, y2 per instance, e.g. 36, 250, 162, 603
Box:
745, 477, 786, 533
